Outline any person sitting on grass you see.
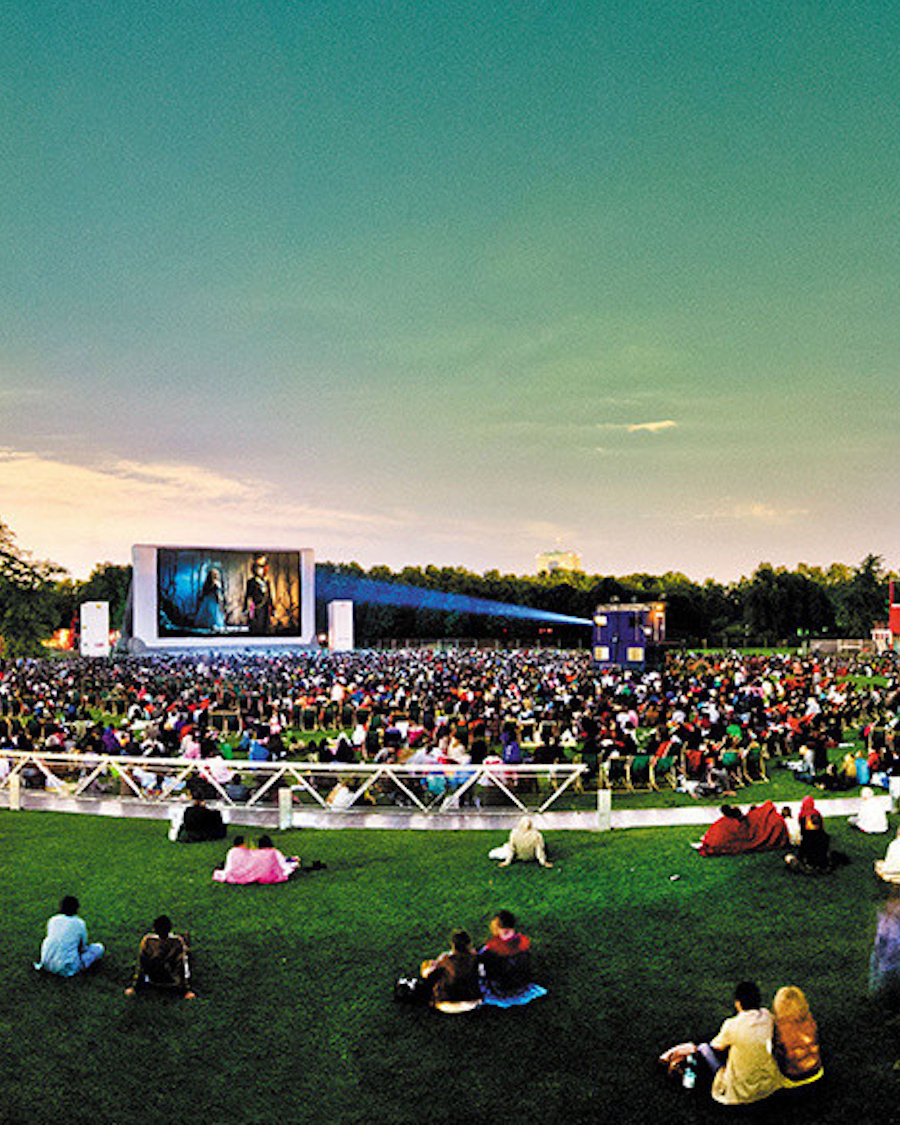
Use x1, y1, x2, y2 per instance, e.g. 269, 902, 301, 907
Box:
781, 806, 802, 847
176, 787, 227, 843
785, 802, 835, 874
124, 914, 195, 1000
212, 834, 252, 882
659, 980, 784, 1106
489, 815, 553, 868
875, 825, 900, 884
849, 786, 890, 835
771, 985, 823, 1089
212, 834, 300, 884
34, 895, 104, 977
478, 910, 547, 1007
419, 928, 482, 1013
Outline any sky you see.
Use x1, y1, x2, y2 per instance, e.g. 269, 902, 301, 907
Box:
3, 0, 899, 582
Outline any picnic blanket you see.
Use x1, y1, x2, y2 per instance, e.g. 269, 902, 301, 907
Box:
481, 982, 548, 1008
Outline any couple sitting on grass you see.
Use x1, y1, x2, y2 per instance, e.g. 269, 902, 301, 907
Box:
36, 898, 195, 1000
659, 980, 822, 1106
213, 834, 299, 884
212, 834, 325, 884
692, 800, 788, 857
413, 910, 547, 1013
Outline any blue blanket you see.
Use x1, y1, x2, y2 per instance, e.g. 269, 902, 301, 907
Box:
481, 983, 547, 1008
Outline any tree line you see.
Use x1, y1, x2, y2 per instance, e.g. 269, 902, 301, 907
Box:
318, 556, 895, 649
0, 520, 893, 654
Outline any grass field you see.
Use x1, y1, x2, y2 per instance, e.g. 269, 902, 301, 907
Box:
3, 809, 899, 1125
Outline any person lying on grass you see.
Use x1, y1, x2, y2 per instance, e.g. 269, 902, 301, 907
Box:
34, 895, 104, 978
124, 914, 195, 1000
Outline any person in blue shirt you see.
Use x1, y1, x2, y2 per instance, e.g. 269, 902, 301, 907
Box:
249, 737, 269, 761
35, 895, 104, 977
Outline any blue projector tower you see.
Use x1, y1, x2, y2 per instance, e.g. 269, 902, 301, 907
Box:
592, 602, 666, 670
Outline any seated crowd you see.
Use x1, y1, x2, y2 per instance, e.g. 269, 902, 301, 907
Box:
2, 650, 899, 815
17, 647, 900, 1108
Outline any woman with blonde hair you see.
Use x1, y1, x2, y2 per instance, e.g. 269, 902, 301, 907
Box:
771, 985, 823, 1088
875, 826, 900, 884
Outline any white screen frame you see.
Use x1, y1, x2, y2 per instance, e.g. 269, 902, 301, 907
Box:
131, 544, 316, 650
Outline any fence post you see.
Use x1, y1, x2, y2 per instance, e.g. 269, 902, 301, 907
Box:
9, 773, 21, 811
278, 786, 293, 831
597, 787, 611, 832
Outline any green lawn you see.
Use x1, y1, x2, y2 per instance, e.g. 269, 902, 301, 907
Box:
3, 809, 899, 1124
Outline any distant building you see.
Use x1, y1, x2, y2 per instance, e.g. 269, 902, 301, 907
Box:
536, 549, 582, 575
873, 580, 900, 652
891, 581, 900, 646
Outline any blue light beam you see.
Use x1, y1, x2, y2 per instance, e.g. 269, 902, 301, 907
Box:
317, 570, 593, 627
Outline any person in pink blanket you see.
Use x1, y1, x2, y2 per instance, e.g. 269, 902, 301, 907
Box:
213, 835, 300, 884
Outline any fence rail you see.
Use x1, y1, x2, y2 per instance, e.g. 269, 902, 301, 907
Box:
0, 750, 588, 819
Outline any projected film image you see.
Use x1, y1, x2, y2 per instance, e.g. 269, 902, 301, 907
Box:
157, 549, 301, 638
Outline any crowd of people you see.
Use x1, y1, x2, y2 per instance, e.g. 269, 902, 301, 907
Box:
2, 649, 900, 810
17, 645, 900, 1110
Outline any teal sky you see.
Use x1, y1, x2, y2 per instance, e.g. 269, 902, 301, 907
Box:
3, 0, 898, 580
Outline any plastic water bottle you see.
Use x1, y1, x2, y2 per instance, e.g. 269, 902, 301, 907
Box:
682, 1053, 697, 1090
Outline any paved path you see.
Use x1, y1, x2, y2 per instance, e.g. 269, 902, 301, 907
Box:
1, 790, 876, 832
608, 794, 868, 831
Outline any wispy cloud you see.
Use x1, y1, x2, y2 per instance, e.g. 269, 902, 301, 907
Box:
596, 419, 678, 434
108, 459, 262, 502
627, 420, 678, 433
0, 449, 408, 575
693, 501, 808, 526
476, 419, 596, 438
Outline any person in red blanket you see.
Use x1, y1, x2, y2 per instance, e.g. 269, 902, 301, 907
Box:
693, 801, 787, 857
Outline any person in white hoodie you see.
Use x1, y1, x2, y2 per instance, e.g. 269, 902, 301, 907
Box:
849, 786, 890, 834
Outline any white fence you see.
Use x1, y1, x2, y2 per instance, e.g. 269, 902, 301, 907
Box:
0, 750, 588, 823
